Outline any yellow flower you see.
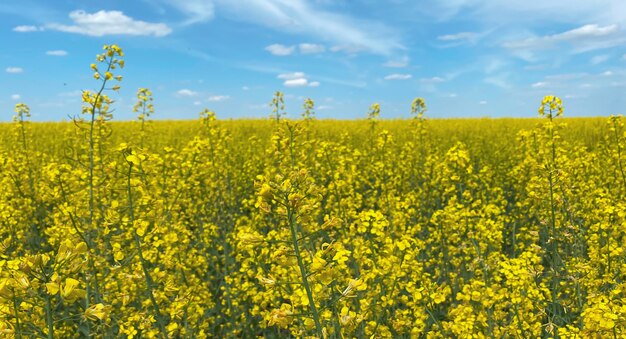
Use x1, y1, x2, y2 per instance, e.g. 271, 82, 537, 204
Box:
84, 303, 109, 321
257, 275, 276, 287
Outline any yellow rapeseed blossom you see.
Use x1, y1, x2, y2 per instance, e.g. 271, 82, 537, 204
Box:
0, 44, 624, 338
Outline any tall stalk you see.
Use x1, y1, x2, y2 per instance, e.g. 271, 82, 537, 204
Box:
126, 158, 169, 338
286, 200, 324, 338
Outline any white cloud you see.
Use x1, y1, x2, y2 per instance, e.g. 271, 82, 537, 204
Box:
437, 30, 495, 47
503, 24, 625, 54
330, 44, 367, 54
528, 70, 625, 92
163, 0, 403, 55
193, 101, 203, 106
558, 24, 618, 39
277, 72, 319, 87
383, 56, 409, 68
11, 94, 21, 100
438, 32, 475, 41
384, 73, 412, 80
242, 86, 250, 90
13, 25, 41, 32
176, 89, 198, 97
46, 50, 68, 56
299, 43, 325, 54
47, 10, 172, 37
6, 67, 23, 74
420, 76, 445, 83
278, 72, 306, 80
284, 78, 309, 87
207, 95, 230, 102
591, 54, 610, 64
265, 44, 295, 56
312, 75, 364, 88
479, 100, 487, 105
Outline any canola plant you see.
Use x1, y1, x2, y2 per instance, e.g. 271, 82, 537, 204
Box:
0, 45, 625, 338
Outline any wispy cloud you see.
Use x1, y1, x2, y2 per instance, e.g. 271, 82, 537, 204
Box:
420, 76, 445, 83
47, 10, 172, 37
438, 32, 477, 41
161, 0, 403, 55
437, 30, 494, 47
590, 54, 610, 64
484, 72, 513, 89
299, 43, 325, 54
11, 94, 21, 100
158, 0, 215, 25
6, 67, 23, 74
176, 89, 198, 97
484, 58, 507, 74
278, 72, 306, 80
265, 44, 295, 56
13, 25, 41, 32
207, 95, 230, 102
527, 70, 625, 94
46, 50, 68, 56
437, 31, 487, 46
416, 1, 626, 26
265, 43, 326, 56
503, 24, 625, 54
383, 56, 409, 68
384, 73, 412, 80
329, 44, 369, 55
531, 81, 547, 88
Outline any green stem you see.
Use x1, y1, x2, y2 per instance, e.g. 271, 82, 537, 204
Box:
286, 199, 323, 338
84, 55, 114, 319
547, 114, 561, 338
45, 294, 54, 339
13, 293, 22, 338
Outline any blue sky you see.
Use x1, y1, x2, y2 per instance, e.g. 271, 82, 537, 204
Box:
1, 0, 625, 121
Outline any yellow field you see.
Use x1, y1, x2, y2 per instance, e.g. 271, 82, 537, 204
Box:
1, 46, 625, 338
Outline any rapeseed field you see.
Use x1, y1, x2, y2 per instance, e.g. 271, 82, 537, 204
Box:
1, 45, 624, 338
